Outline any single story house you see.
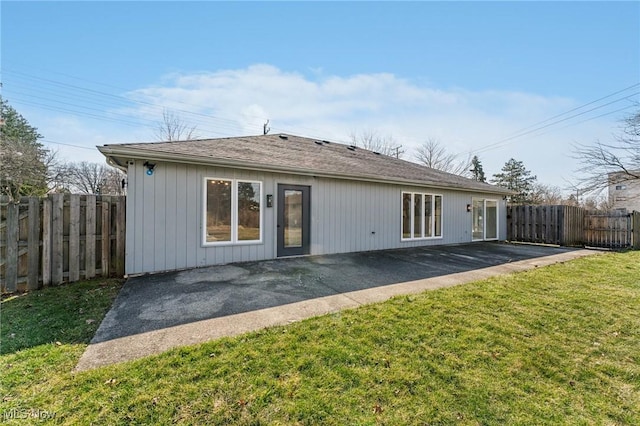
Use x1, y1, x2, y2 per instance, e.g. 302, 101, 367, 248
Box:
98, 134, 512, 276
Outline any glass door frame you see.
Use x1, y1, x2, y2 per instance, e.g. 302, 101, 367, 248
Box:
277, 184, 311, 257
472, 198, 499, 241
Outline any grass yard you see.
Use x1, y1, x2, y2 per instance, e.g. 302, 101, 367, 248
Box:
1, 252, 639, 425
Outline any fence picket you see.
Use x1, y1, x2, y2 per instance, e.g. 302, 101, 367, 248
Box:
69, 194, 80, 282
85, 195, 96, 279
51, 194, 64, 285
101, 198, 111, 277
5, 203, 19, 292
27, 197, 40, 290
42, 197, 52, 286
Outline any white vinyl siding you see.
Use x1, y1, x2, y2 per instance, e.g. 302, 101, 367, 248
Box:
125, 160, 507, 275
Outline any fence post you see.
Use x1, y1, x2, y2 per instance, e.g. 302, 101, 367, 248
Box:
27, 197, 41, 290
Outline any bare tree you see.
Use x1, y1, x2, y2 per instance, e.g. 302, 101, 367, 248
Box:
414, 138, 472, 176
530, 183, 566, 205
67, 161, 125, 195
42, 148, 77, 193
154, 109, 198, 142
574, 109, 640, 193
349, 129, 405, 158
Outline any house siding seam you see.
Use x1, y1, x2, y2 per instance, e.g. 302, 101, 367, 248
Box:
125, 160, 508, 275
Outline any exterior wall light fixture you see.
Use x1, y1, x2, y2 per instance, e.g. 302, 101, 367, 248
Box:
144, 161, 156, 176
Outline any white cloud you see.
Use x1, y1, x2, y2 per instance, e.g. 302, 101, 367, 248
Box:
33, 64, 624, 187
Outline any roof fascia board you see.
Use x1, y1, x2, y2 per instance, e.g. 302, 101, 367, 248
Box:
98, 146, 513, 196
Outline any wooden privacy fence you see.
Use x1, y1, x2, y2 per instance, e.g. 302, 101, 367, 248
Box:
0, 194, 125, 293
584, 210, 637, 249
507, 205, 640, 249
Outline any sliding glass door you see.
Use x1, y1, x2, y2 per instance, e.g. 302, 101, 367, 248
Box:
472, 199, 499, 241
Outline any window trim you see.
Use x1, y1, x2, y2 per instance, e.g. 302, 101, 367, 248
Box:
202, 177, 263, 246
401, 191, 444, 241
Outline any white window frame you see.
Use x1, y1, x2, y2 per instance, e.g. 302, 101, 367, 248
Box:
471, 198, 499, 242
401, 191, 444, 241
202, 177, 263, 246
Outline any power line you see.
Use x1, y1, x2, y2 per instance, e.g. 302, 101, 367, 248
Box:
467, 87, 639, 156
3, 69, 252, 135
495, 82, 639, 137
3, 67, 390, 141
4, 67, 638, 154
40, 138, 97, 151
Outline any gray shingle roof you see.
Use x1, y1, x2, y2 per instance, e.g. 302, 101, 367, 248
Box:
98, 134, 511, 194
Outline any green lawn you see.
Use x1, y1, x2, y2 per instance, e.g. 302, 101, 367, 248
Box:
1, 252, 639, 425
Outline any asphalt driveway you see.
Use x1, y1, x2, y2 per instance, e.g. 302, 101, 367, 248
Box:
77, 242, 597, 370
92, 242, 579, 344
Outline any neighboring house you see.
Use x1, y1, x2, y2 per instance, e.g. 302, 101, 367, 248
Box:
98, 134, 512, 275
608, 171, 640, 213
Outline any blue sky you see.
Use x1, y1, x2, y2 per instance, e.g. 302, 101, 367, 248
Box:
2, 1, 639, 190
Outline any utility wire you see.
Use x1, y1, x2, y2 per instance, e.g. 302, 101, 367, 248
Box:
467, 89, 639, 155
3, 69, 251, 134
41, 138, 98, 151
4, 67, 638, 153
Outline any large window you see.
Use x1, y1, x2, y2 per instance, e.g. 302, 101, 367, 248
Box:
204, 178, 262, 245
402, 192, 443, 240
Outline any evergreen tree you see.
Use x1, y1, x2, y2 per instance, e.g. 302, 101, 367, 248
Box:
491, 158, 537, 204
0, 98, 47, 200
470, 155, 486, 182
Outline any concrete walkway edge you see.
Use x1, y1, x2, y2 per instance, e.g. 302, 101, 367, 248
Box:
75, 249, 596, 371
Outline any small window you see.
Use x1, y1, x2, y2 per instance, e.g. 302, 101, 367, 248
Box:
401, 191, 443, 241
434, 195, 442, 237
615, 185, 627, 190
413, 194, 423, 238
424, 196, 433, 237
204, 178, 262, 245
402, 193, 412, 239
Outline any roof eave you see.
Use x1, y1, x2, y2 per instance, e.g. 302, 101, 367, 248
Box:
98, 145, 513, 196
